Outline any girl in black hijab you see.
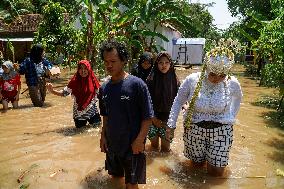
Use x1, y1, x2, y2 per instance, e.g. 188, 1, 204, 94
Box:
146, 51, 180, 152
131, 51, 153, 82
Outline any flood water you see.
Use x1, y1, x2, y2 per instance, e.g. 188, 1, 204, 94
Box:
0, 65, 283, 189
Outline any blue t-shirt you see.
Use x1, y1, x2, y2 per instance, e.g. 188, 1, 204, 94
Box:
19, 57, 52, 86
98, 75, 154, 155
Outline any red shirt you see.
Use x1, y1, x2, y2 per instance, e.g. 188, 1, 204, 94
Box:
0, 74, 21, 93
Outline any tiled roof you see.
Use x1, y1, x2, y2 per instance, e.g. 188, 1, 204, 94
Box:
0, 13, 69, 33
0, 14, 42, 32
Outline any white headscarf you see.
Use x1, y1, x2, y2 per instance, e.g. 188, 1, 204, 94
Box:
1, 61, 18, 81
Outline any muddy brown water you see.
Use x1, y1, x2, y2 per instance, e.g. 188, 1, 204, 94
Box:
0, 65, 283, 189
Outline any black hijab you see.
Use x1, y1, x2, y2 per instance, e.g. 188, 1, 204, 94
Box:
136, 51, 153, 82
147, 52, 179, 119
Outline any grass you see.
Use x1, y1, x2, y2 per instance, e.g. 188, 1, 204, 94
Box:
252, 94, 284, 129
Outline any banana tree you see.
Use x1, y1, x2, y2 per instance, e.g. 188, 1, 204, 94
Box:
128, 0, 195, 51
78, 0, 177, 61
0, 0, 34, 23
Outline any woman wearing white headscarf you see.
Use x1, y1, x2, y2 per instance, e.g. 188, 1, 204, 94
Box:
167, 43, 243, 176
0, 61, 21, 112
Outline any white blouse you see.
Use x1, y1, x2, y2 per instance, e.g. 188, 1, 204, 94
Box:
167, 72, 243, 129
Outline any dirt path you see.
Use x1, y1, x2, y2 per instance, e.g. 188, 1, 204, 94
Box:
0, 65, 283, 189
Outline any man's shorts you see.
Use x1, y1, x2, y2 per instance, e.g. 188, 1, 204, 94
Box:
105, 151, 146, 184
183, 123, 233, 167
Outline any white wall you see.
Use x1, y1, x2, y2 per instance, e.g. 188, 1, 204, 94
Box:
155, 25, 181, 56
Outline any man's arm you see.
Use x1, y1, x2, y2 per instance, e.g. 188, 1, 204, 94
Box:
100, 116, 108, 153
132, 118, 152, 154
18, 60, 26, 75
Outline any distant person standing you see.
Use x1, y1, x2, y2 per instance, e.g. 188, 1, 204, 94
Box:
19, 44, 52, 86
0, 61, 21, 112
131, 51, 154, 82
19, 44, 53, 106
146, 52, 180, 152
98, 40, 154, 189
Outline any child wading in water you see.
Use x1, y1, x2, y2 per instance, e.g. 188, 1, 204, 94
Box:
146, 52, 179, 152
46, 60, 101, 128
0, 61, 21, 112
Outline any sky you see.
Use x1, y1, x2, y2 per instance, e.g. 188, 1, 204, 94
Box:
189, 0, 239, 30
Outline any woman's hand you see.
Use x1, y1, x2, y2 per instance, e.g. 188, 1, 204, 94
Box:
46, 83, 53, 92
153, 117, 163, 128
165, 127, 174, 143
13, 63, 19, 71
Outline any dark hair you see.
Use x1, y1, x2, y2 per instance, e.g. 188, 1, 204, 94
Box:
30, 44, 44, 64
99, 40, 129, 62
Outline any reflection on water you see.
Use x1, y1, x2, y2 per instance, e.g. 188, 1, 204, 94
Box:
0, 65, 284, 189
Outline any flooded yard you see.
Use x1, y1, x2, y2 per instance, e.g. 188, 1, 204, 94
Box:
0, 65, 283, 189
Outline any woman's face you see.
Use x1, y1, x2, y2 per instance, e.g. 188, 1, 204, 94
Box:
157, 56, 171, 74
141, 60, 151, 70
78, 64, 89, 77
2, 65, 9, 74
208, 72, 226, 84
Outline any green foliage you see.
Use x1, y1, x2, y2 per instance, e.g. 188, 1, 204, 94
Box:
180, 2, 214, 37
252, 12, 284, 62
34, 2, 81, 65
0, 0, 34, 23
253, 94, 284, 128
226, 0, 284, 97
251, 5, 284, 90
261, 62, 284, 88
227, 0, 273, 19
254, 95, 280, 109
10, 0, 218, 75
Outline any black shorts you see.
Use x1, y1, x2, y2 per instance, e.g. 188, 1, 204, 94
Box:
105, 152, 146, 184
74, 113, 101, 128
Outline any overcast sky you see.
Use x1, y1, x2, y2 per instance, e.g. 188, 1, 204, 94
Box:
189, 0, 239, 30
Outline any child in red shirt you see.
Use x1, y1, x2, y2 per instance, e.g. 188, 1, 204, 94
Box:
0, 61, 21, 112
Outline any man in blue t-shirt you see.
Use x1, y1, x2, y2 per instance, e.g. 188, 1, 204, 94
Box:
98, 40, 154, 189
19, 44, 53, 87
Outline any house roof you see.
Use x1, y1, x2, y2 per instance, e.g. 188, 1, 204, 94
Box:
0, 13, 69, 34
0, 14, 42, 33
0, 38, 33, 42
162, 23, 179, 31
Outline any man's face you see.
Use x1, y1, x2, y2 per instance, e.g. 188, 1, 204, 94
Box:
103, 49, 125, 76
